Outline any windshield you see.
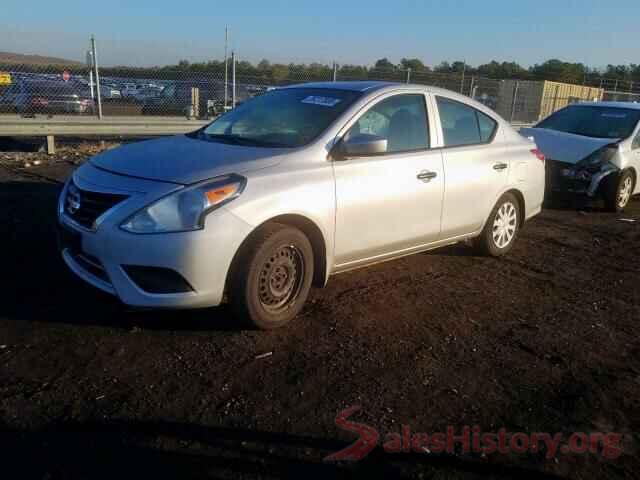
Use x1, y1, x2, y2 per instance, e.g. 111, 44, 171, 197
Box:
536, 105, 640, 139
202, 88, 361, 147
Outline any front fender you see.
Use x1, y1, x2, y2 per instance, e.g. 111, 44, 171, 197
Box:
587, 164, 618, 197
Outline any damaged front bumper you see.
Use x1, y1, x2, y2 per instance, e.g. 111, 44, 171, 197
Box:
546, 160, 618, 197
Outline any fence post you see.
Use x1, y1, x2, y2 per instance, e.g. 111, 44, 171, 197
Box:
468, 76, 475, 98
224, 26, 229, 111
406, 68, 411, 84
332, 62, 338, 82
510, 81, 520, 123
90, 35, 103, 119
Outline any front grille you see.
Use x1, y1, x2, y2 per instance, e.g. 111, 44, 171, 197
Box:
64, 179, 129, 229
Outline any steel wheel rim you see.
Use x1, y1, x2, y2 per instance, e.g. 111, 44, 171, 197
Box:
258, 244, 305, 313
618, 177, 632, 208
492, 201, 517, 249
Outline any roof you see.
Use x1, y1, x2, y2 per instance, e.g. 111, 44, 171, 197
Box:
284, 81, 395, 92
281, 80, 478, 99
573, 101, 640, 110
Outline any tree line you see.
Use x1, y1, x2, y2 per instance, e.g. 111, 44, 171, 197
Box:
4, 56, 638, 90
164, 57, 640, 87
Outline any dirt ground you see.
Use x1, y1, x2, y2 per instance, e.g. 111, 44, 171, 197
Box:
0, 144, 638, 479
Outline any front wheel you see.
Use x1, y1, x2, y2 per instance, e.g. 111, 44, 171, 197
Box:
474, 193, 521, 257
604, 170, 634, 212
228, 223, 314, 329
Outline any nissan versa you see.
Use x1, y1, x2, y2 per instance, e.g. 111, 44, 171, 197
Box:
58, 82, 545, 329
522, 102, 640, 211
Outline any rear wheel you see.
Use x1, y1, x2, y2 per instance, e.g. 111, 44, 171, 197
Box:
228, 223, 314, 329
474, 193, 521, 257
604, 170, 634, 212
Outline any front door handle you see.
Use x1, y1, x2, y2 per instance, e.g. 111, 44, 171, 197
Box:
493, 163, 508, 171
417, 170, 437, 182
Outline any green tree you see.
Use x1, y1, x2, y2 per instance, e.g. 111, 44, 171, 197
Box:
374, 58, 395, 70
399, 58, 427, 72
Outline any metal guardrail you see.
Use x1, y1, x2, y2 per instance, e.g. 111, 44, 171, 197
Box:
0, 115, 208, 153
0, 115, 207, 136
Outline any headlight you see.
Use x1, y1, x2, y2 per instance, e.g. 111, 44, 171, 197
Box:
577, 145, 617, 173
121, 174, 246, 233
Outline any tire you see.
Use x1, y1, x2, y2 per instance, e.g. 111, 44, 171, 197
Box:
228, 223, 314, 329
474, 192, 521, 257
603, 170, 634, 212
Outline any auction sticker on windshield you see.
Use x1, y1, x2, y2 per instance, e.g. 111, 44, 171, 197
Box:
301, 96, 342, 107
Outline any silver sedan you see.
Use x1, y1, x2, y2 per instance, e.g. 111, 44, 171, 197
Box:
58, 81, 545, 328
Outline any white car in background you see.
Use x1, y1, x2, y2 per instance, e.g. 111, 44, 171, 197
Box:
522, 102, 640, 211
58, 82, 545, 329
99, 84, 122, 99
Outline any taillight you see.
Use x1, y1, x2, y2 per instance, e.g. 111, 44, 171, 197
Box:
530, 149, 545, 163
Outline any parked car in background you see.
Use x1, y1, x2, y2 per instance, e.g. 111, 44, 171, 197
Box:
120, 83, 141, 97
58, 81, 545, 329
99, 84, 122, 99
133, 85, 164, 102
7, 80, 94, 115
142, 80, 250, 118
522, 102, 640, 211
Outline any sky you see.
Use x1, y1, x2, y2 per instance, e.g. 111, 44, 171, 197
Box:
2, 0, 639, 68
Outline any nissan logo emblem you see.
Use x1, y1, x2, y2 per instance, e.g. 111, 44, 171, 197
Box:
67, 185, 81, 214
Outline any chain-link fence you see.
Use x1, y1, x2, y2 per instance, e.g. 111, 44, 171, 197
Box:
1, 37, 638, 124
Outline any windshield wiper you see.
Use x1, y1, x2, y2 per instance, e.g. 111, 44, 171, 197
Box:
201, 133, 288, 148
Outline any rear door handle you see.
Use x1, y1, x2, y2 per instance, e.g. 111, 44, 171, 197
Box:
417, 170, 437, 182
493, 163, 508, 171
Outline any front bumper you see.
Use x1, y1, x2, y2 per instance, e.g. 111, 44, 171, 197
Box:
546, 160, 616, 198
58, 165, 254, 309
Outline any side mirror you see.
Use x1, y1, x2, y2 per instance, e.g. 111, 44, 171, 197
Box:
338, 134, 388, 158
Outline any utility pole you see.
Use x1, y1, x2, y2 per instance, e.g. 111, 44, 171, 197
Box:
86, 50, 95, 103
460, 60, 466, 94
231, 51, 236, 108
90, 35, 103, 119
224, 26, 229, 111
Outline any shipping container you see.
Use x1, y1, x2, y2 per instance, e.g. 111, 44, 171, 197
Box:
489, 80, 603, 125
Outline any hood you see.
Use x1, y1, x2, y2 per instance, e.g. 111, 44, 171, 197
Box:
90, 135, 284, 184
520, 127, 619, 165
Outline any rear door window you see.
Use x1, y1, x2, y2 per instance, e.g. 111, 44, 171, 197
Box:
436, 96, 497, 147
478, 111, 498, 142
